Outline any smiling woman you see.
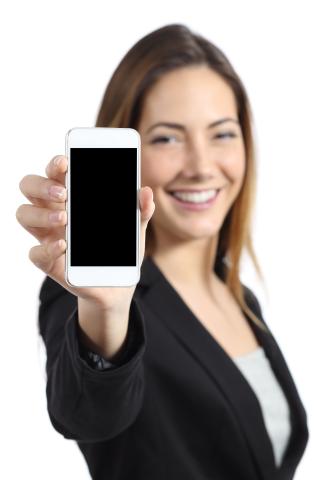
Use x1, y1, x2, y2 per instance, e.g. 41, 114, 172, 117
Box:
29, 23, 309, 480
96, 26, 260, 329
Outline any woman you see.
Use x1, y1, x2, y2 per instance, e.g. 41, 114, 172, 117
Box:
16, 24, 308, 479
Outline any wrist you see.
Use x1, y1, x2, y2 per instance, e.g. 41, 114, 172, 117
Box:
77, 297, 131, 359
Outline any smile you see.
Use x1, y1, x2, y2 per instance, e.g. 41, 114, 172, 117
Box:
169, 189, 218, 203
167, 189, 221, 211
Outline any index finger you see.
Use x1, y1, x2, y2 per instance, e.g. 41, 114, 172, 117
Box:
45, 155, 68, 184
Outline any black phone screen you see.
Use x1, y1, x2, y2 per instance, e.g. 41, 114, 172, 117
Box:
70, 147, 137, 267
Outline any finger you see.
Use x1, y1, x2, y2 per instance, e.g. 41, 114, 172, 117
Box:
139, 186, 155, 222
45, 155, 68, 184
139, 187, 155, 267
29, 239, 66, 276
16, 204, 67, 229
19, 174, 67, 207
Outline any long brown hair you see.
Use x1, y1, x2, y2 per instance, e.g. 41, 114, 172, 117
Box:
95, 24, 268, 332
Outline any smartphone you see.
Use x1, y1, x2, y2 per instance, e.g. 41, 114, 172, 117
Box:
65, 127, 140, 287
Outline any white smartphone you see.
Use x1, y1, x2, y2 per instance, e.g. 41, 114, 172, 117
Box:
65, 127, 141, 287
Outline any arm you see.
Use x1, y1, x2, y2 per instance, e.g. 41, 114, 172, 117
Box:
77, 313, 140, 370
38, 276, 146, 443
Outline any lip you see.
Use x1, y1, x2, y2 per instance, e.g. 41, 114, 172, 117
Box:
167, 188, 220, 193
167, 189, 221, 211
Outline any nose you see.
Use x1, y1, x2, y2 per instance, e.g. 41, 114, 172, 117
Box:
183, 138, 218, 179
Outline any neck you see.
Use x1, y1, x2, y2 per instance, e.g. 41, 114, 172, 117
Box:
150, 232, 222, 290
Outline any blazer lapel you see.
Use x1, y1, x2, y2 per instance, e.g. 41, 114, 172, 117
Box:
137, 255, 306, 479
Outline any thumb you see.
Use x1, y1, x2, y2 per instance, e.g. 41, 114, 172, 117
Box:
139, 186, 155, 222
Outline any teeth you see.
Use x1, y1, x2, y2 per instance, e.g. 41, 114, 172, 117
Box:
171, 189, 218, 203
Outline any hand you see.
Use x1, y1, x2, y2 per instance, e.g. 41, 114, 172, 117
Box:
16, 155, 155, 313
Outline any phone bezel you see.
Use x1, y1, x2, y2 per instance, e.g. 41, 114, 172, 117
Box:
65, 127, 141, 287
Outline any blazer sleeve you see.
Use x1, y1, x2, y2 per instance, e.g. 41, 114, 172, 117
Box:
38, 276, 146, 443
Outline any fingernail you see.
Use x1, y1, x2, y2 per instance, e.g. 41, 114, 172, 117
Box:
54, 156, 62, 167
49, 185, 65, 199
49, 211, 63, 222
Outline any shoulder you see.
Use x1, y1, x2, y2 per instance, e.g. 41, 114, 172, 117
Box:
240, 284, 276, 338
241, 283, 264, 322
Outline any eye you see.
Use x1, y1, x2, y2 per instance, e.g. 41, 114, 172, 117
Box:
214, 131, 237, 139
150, 136, 178, 144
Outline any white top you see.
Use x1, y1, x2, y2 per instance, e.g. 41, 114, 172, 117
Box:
233, 346, 291, 467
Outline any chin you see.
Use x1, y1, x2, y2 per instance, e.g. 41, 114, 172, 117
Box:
152, 204, 224, 240
171, 221, 222, 242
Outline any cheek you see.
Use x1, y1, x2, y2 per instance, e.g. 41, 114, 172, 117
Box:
222, 148, 246, 183
141, 152, 179, 188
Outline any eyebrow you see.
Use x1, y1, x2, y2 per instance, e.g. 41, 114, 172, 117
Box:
146, 117, 240, 134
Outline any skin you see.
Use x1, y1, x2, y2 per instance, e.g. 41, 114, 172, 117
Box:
137, 65, 246, 297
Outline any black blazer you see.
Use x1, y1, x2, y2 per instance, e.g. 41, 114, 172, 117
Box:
38, 255, 309, 480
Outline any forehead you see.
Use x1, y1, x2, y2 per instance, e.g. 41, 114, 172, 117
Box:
139, 65, 238, 124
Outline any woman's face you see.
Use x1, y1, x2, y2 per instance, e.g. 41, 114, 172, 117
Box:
137, 65, 246, 245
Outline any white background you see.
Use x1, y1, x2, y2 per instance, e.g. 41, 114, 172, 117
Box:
2, 0, 319, 478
